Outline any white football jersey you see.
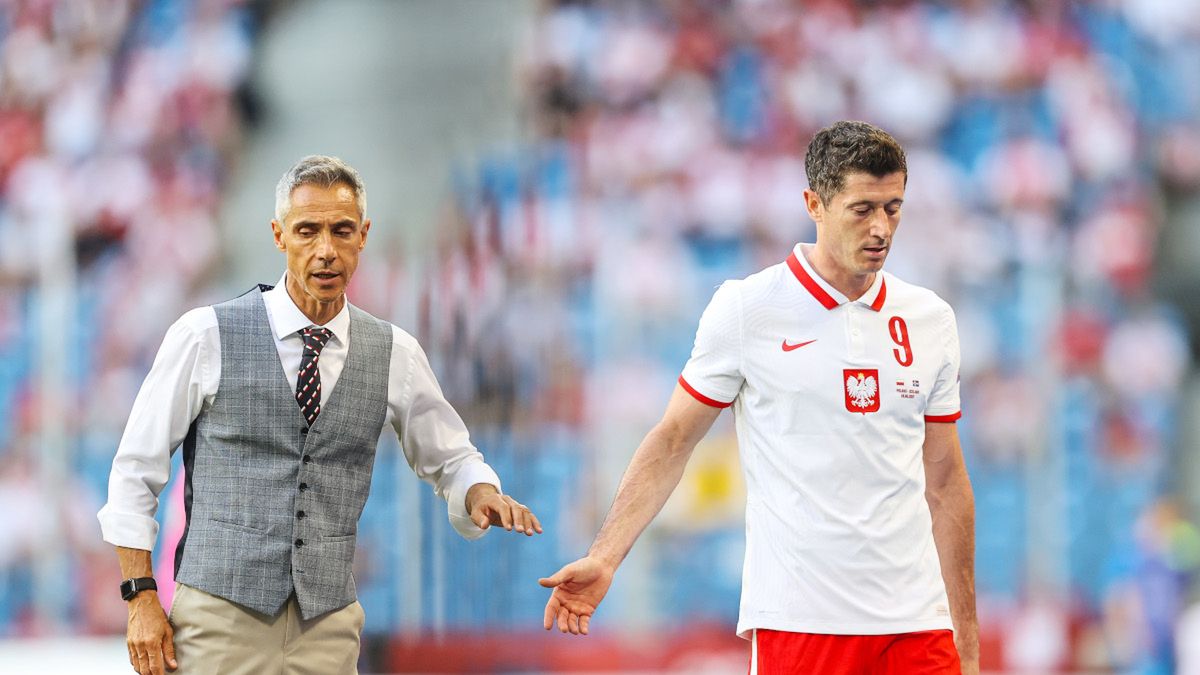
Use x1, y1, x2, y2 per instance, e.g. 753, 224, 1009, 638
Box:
680, 243, 962, 638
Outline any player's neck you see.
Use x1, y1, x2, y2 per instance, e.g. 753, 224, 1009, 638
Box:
804, 244, 875, 302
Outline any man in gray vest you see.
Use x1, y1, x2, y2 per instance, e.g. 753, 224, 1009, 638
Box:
98, 155, 541, 675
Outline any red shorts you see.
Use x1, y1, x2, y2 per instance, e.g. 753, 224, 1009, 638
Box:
751, 629, 960, 675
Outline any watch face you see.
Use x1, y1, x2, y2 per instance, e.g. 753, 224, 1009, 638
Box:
121, 577, 155, 601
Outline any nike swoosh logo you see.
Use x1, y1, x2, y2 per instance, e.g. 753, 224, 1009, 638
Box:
781, 339, 817, 352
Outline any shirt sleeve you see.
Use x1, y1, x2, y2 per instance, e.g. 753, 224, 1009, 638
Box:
679, 281, 744, 407
925, 304, 962, 422
389, 327, 501, 541
97, 307, 219, 550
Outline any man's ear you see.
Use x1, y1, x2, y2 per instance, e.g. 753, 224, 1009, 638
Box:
359, 219, 371, 250
271, 219, 286, 251
803, 189, 824, 225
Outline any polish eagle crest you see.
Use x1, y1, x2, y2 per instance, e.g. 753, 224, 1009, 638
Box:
846, 372, 878, 409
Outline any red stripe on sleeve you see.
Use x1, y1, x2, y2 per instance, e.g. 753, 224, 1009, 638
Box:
678, 376, 734, 409
924, 411, 962, 423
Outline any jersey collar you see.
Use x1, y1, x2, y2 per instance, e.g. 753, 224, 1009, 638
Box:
263, 272, 351, 346
786, 244, 887, 312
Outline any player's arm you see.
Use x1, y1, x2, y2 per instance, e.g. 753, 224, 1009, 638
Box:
538, 385, 722, 634
923, 421, 979, 675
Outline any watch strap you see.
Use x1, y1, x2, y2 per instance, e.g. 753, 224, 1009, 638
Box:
120, 576, 158, 601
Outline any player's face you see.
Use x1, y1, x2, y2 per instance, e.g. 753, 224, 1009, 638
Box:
271, 182, 370, 313
805, 171, 905, 278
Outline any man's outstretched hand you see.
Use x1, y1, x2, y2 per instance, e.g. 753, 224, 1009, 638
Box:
466, 483, 543, 535
539, 556, 615, 635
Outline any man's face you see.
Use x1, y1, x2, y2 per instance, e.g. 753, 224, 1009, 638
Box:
271, 182, 370, 307
805, 171, 905, 278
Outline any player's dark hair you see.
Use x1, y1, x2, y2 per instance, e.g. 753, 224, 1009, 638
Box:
804, 121, 907, 205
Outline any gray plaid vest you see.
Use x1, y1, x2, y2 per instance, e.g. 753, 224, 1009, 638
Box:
175, 286, 391, 619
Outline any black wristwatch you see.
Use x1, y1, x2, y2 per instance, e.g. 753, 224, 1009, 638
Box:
120, 577, 158, 601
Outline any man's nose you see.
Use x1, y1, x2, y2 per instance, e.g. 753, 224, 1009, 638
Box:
316, 230, 336, 259
868, 209, 890, 238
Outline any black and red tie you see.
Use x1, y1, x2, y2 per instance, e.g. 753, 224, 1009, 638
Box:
296, 327, 332, 425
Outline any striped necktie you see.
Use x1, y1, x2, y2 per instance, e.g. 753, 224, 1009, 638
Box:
296, 327, 332, 425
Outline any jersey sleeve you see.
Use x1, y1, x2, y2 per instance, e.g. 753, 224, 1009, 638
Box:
679, 281, 744, 408
925, 304, 962, 422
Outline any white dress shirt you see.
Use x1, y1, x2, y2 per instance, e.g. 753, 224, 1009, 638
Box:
98, 275, 501, 550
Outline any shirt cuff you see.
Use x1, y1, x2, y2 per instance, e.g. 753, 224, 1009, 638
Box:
446, 461, 503, 541
97, 506, 160, 551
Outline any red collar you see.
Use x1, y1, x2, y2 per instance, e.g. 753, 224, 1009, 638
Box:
786, 251, 887, 312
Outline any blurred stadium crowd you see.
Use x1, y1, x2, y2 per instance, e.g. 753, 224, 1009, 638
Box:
2, 0, 1200, 673
0, 0, 258, 637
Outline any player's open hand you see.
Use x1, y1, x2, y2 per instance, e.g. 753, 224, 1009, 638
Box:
467, 483, 543, 536
126, 591, 177, 674
539, 556, 614, 635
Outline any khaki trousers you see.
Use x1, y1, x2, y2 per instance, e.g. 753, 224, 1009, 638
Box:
168, 583, 364, 675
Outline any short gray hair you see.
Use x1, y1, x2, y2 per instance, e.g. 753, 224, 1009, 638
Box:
274, 155, 367, 222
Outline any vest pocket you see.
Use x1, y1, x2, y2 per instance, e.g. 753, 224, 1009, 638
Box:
309, 532, 356, 548
294, 533, 357, 602
209, 517, 269, 535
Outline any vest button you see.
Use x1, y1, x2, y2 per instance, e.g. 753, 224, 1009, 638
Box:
297, 510, 306, 519
303, 455, 312, 464
295, 539, 304, 547
299, 483, 308, 491
300, 427, 308, 435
